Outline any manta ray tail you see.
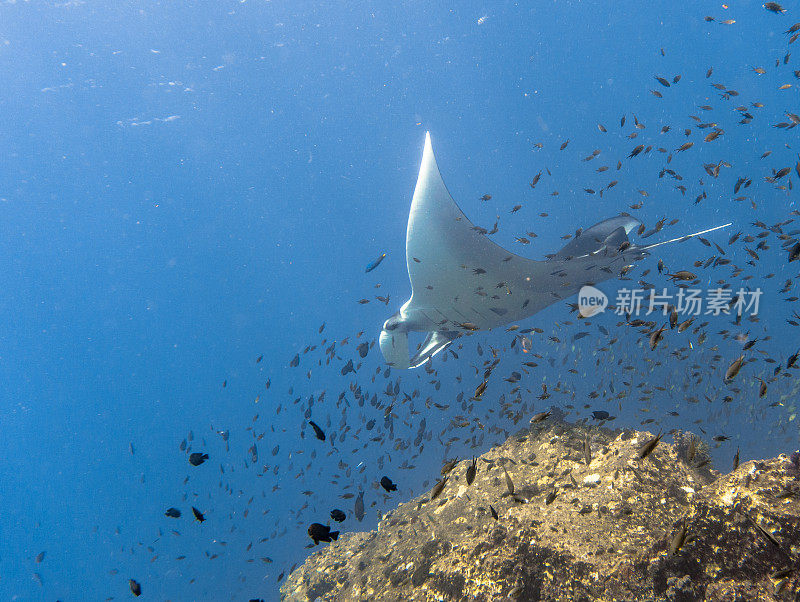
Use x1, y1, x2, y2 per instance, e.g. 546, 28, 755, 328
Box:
638, 222, 732, 252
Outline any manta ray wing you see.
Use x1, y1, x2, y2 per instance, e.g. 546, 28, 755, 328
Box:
401, 132, 551, 328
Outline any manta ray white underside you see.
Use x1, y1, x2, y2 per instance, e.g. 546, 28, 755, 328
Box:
379, 132, 730, 369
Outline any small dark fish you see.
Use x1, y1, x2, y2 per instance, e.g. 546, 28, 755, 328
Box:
669, 307, 678, 329
129, 579, 142, 597
591, 410, 610, 420
530, 410, 551, 424
628, 144, 645, 158
545, 490, 557, 505
192, 507, 205, 522
669, 519, 689, 555
35, 551, 45, 563
503, 466, 515, 494
380, 476, 397, 492
430, 477, 448, 500
189, 452, 209, 466
441, 458, 459, 476
724, 355, 745, 382
354, 491, 365, 521
330, 509, 346, 522
713, 435, 730, 442
466, 457, 477, 485
357, 341, 370, 358
308, 420, 326, 441
307, 523, 339, 545
489, 504, 499, 520
667, 270, 696, 281
289, 353, 299, 368
733, 447, 740, 471
638, 431, 663, 459
165, 507, 181, 518
256, 354, 263, 363
789, 242, 800, 262
650, 325, 667, 350
737, 510, 785, 551
765, 2, 786, 14
365, 253, 387, 273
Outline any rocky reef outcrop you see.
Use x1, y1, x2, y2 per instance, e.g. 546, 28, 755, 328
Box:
281, 419, 800, 601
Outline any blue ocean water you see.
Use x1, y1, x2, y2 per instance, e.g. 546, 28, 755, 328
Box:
2, 1, 799, 600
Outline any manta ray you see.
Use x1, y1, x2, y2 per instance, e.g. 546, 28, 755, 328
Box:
379, 132, 730, 369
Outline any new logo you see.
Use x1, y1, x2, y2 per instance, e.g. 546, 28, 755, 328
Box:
578, 285, 608, 318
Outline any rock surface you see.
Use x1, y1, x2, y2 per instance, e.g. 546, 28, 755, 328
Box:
281, 419, 800, 601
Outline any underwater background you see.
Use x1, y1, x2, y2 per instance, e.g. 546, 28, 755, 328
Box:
2, 1, 800, 600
